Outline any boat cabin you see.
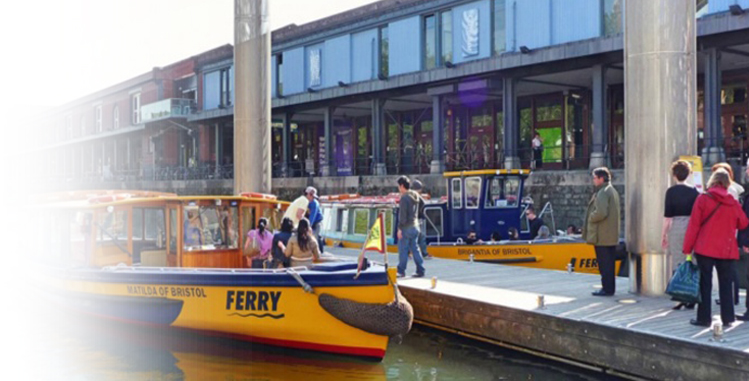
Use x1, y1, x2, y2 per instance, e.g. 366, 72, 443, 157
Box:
36, 192, 288, 269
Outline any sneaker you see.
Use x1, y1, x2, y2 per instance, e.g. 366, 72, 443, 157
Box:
411, 272, 425, 278
689, 319, 711, 327
423, 254, 433, 260
736, 313, 749, 321
396, 272, 405, 278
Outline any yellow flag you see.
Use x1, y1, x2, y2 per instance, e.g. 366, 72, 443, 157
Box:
363, 215, 386, 253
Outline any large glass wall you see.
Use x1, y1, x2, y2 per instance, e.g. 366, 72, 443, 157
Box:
493, 0, 506, 55
424, 15, 437, 70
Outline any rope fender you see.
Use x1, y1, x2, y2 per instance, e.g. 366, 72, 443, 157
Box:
318, 289, 413, 337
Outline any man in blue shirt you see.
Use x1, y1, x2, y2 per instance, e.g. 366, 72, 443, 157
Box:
305, 186, 325, 252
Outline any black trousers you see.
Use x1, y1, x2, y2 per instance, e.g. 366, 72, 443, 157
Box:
595, 246, 617, 294
695, 254, 735, 325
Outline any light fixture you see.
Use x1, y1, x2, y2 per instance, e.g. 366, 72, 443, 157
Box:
729, 4, 744, 15
519, 46, 532, 54
377, 73, 388, 81
338, 80, 347, 87
445, 61, 455, 68
307, 87, 316, 93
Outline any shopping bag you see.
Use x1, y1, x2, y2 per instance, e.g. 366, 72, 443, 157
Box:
665, 261, 701, 304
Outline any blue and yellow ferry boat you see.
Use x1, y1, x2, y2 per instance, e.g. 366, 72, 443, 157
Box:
320, 170, 624, 275
34, 191, 412, 360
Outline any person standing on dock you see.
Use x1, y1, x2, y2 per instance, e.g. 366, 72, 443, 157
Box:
661, 160, 700, 310
739, 159, 749, 322
412, 180, 431, 260
683, 169, 748, 327
396, 176, 426, 278
582, 167, 621, 296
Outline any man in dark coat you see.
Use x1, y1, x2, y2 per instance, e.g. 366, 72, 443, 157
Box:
526, 207, 544, 240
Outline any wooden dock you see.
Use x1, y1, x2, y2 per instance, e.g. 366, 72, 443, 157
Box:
329, 247, 749, 380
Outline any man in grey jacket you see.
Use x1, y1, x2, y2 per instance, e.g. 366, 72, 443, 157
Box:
397, 176, 426, 278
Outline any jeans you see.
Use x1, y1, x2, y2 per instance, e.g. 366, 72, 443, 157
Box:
418, 219, 428, 257
312, 222, 324, 252
695, 253, 735, 325
398, 226, 425, 276
595, 246, 617, 294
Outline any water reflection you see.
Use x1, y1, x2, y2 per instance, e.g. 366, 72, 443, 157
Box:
31, 314, 618, 381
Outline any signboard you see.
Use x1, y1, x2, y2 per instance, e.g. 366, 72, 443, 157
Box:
461, 9, 479, 57
679, 155, 704, 193
336, 129, 353, 176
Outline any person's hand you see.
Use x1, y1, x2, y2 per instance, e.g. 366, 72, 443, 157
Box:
661, 234, 668, 251
397, 229, 403, 240
743, 246, 749, 254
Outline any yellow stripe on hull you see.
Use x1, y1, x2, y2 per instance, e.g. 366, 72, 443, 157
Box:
43, 272, 395, 358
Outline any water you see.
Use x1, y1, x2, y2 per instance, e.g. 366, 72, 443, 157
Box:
14, 313, 622, 381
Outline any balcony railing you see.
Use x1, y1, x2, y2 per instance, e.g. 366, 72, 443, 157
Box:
141, 98, 196, 123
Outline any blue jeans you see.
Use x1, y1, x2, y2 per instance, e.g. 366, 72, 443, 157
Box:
418, 219, 428, 257
398, 226, 425, 276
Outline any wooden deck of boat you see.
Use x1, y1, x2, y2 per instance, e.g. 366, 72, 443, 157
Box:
329, 247, 749, 380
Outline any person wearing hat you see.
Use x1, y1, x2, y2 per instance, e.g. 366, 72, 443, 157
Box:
284, 186, 318, 229
306, 186, 325, 251
412, 180, 432, 260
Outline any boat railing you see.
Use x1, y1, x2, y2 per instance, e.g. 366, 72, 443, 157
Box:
102, 264, 312, 274
537, 201, 557, 235
425, 214, 442, 244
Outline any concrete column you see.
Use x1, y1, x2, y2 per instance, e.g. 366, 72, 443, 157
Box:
430, 95, 445, 174
371, 99, 387, 175
321, 106, 336, 177
702, 47, 724, 166
589, 64, 609, 169
625, 0, 696, 296
234, 0, 271, 194
503, 77, 520, 169
280, 113, 293, 177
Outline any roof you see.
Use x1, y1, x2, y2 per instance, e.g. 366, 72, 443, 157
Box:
443, 169, 531, 178
36, 190, 289, 209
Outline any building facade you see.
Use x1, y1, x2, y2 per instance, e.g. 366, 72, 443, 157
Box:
31, 0, 749, 199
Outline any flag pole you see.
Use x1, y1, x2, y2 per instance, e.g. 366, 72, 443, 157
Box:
353, 219, 374, 279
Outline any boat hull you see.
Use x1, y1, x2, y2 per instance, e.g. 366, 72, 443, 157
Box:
39, 264, 396, 360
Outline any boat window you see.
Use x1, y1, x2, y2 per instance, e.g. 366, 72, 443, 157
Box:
353, 209, 370, 235
336, 209, 348, 233
97, 209, 129, 243
424, 207, 444, 237
322, 207, 334, 231
169, 208, 177, 254
520, 204, 530, 233
465, 177, 481, 209
133, 208, 166, 243
451, 178, 463, 209
70, 212, 92, 265
378, 209, 394, 238
485, 176, 521, 209
241, 206, 256, 239
263, 206, 283, 231
183, 205, 239, 251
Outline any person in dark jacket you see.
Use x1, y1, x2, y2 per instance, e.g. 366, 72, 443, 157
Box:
526, 207, 544, 240
738, 161, 749, 321
270, 217, 294, 268
412, 180, 431, 259
396, 176, 425, 278
582, 167, 621, 296
683, 169, 749, 327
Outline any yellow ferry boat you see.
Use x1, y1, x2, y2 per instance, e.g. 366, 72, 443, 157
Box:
320, 170, 625, 275
33, 190, 412, 360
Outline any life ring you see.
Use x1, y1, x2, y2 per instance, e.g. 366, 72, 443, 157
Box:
320, 193, 359, 202
88, 193, 131, 204
240, 192, 278, 200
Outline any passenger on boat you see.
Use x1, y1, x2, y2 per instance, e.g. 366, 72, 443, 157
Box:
490, 231, 502, 242
284, 188, 314, 229
271, 217, 294, 268
507, 227, 520, 241
465, 230, 483, 245
305, 187, 325, 252
396, 176, 426, 278
534, 226, 551, 241
184, 210, 203, 247
661, 160, 699, 310
245, 217, 273, 268
566, 224, 580, 236
412, 180, 431, 259
526, 207, 545, 240
284, 218, 321, 268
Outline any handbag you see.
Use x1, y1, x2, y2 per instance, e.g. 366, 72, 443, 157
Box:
666, 260, 701, 304
245, 230, 261, 257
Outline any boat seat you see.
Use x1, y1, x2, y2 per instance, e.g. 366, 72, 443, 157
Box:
310, 261, 362, 272
141, 249, 168, 267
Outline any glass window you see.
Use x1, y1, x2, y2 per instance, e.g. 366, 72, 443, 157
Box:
441, 11, 453, 65
145, 209, 165, 241
378, 209, 394, 238
603, 0, 623, 36
379, 26, 389, 78
424, 15, 437, 70
133, 208, 144, 240
70, 212, 93, 265
465, 177, 481, 209
183, 204, 239, 251
493, 0, 506, 54
131, 93, 141, 124
353, 209, 370, 235
95, 106, 102, 133
169, 208, 177, 255
451, 178, 463, 209
536, 99, 563, 122
263, 207, 284, 231
241, 206, 256, 238
113, 106, 119, 129
336, 209, 348, 232
424, 207, 444, 237
485, 176, 520, 208
722, 84, 748, 105
97, 210, 129, 242
220, 68, 232, 106
471, 107, 492, 129
276, 54, 284, 96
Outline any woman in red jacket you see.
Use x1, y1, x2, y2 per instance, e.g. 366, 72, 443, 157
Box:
683, 169, 749, 327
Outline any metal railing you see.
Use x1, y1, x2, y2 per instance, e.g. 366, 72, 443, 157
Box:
141, 98, 196, 123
